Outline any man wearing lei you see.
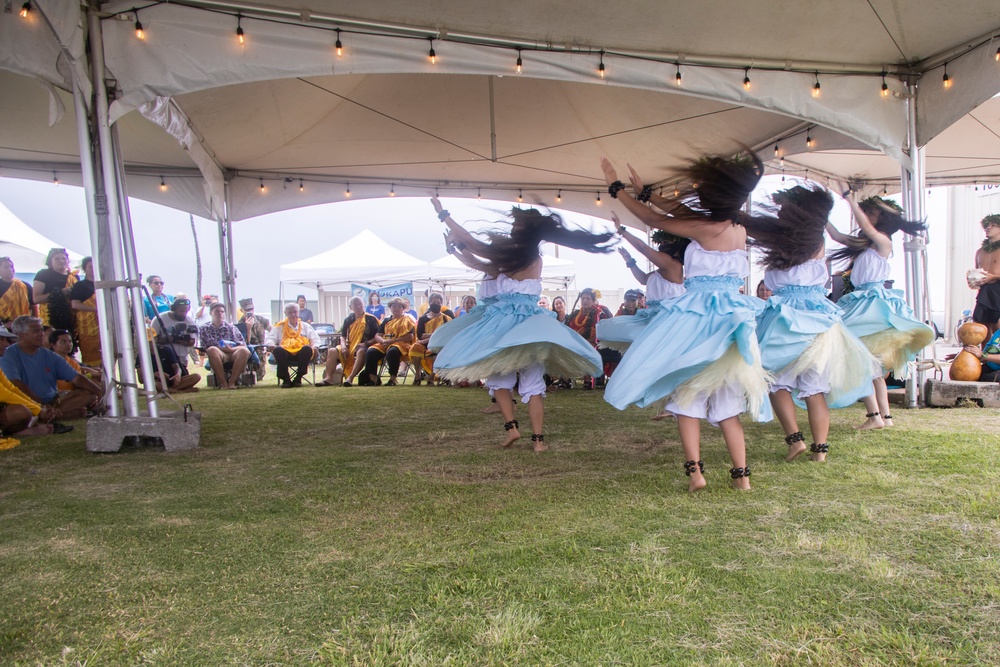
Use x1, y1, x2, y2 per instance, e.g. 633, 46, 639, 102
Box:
408, 291, 455, 386
566, 287, 615, 389
973, 214, 1000, 337
360, 298, 415, 386
319, 296, 379, 386
264, 302, 320, 388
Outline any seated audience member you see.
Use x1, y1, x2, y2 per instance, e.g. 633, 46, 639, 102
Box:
409, 292, 454, 385
365, 292, 386, 321
635, 290, 647, 310
51, 329, 101, 390
616, 289, 641, 316
142, 275, 173, 321
0, 367, 58, 440
265, 303, 320, 388
148, 339, 200, 393
0, 316, 102, 420
320, 296, 379, 387
566, 287, 616, 388
361, 298, 415, 386
0, 256, 32, 323
199, 302, 252, 390
33, 248, 77, 329
456, 295, 477, 317
237, 298, 271, 379
537, 295, 550, 310
296, 295, 315, 324
0, 325, 15, 357
149, 295, 201, 392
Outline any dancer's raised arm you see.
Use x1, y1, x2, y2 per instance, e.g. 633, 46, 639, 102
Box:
836, 184, 892, 257
614, 213, 676, 272
431, 197, 492, 256
601, 158, 705, 238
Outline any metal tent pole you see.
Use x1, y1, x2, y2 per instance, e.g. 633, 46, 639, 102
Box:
902, 80, 929, 408
87, 8, 140, 416
70, 74, 120, 417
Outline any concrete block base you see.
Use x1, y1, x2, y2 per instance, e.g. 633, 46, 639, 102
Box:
924, 379, 1000, 408
86, 410, 201, 453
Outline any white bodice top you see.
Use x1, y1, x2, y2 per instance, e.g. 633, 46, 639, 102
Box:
646, 272, 686, 301
495, 273, 542, 297
477, 274, 500, 300
684, 239, 749, 279
764, 258, 829, 291
850, 247, 891, 285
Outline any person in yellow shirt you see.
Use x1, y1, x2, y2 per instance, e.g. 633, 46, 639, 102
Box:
0, 257, 32, 323
264, 303, 321, 388
360, 298, 415, 386
409, 292, 455, 385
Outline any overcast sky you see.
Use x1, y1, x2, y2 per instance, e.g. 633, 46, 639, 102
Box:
0, 175, 943, 319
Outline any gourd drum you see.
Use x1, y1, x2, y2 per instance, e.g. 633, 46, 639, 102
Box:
949, 322, 989, 381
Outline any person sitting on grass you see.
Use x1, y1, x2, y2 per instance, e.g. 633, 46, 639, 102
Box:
199, 302, 252, 390
360, 298, 415, 386
0, 367, 59, 444
0, 315, 102, 421
50, 329, 101, 389
319, 296, 379, 387
409, 292, 455, 386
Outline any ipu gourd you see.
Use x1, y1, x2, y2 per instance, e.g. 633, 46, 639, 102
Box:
950, 322, 989, 381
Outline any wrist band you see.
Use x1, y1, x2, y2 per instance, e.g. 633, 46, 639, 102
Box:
437, 210, 450, 221
625, 259, 637, 267
841, 190, 851, 198
608, 181, 625, 199
636, 186, 653, 203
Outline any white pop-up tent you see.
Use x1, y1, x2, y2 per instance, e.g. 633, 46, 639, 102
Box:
0, 201, 84, 279
427, 253, 577, 290
278, 229, 429, 290
3, 0, 999, 418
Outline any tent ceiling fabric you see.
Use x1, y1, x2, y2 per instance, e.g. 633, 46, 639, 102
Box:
1, 1, 999, 222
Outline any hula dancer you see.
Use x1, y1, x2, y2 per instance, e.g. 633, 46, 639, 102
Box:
827, 187, 935, 429
600, 151, 771, 492
429, 197, 614, 451
746, 185, 877, 462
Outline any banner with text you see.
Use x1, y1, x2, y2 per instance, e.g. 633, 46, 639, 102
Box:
351, 282, 413, 305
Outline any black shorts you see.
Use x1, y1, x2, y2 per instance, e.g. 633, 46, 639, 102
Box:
975, 282, 1000, 325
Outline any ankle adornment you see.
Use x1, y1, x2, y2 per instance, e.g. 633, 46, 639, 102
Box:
865, 411, 880, 418
809, 443, 829, 453
882, 413, 892, 420
530, 434, 544, 442
730, 466, 751, 479
785, 431, 805, 445
683, 460, 705, 476
504, 419, 519, 431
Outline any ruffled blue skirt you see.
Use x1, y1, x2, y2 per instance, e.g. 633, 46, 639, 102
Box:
432, 293, 603, 382
428, 298, 494, 352
603, 276, 771, 421
596, 302, 665, 352
757, 285, 875, 408
837, 282, 935, 377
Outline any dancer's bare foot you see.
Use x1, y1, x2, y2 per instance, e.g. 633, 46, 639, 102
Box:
810, 452, 827, 463
531, 434, 547, 452
856, 413, 884, 430
730, 466, 751, 491
882, 413, 894, 428
502, 420, 520, 448
785, 441, 808, 461
688, 472, 707, 493
481, 403, 502, 414
731, 477, 751, 491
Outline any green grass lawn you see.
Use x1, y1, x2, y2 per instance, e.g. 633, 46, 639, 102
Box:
2, 380, 999, 666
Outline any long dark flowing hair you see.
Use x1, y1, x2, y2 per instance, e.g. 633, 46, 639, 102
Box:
666, 150, 764, 223
828, 196, 927, 265
476, 208, 615, 274
741, 185, 832, 271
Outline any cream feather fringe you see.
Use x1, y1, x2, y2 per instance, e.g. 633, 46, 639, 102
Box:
671, 341, 772, 418
436, 343, 600, 383
597, 340, 632, 353
861, 326, 935, 377
781, 322, 879, 394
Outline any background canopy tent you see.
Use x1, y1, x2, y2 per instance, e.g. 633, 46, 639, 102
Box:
278, 229, 429, 290
0, 201, 83, 280
427, 253, 577, 290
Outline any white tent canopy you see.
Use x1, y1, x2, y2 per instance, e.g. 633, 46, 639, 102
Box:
428, 252, 577, 289
278, 229, 430, 289
0, 201, 84, 276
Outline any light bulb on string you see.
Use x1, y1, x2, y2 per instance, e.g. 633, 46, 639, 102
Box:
19, 1, 30, 18
236, 15, 245, 45
781, 170, 785, 183
517, 189, 523, 203
52, 171, 59, 186
596, 192, 602, 205
345, 183, 351, 197
556, 189, 562, 203
881, 70, 889, 98
335, 29, 343, 57
812, 72, 821, 98
428, 38, 436, 64
806, 132, 814, 148
515, 48, 522, 74
477, 188, 482, 200
996, 46, 1000, 62
883, 184, 888, 195
779, 156, 785, 168
942, 63, 952, 89
774, 143, 780, 157
743, 67, 751, 91
674, 63, 682, 86
159, 176, 166, 192
259, 178, 265, 193
598, 51, 605, 78
135, 15, 145, 40
389, 184, 395, 197
674, 187, 680, 197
